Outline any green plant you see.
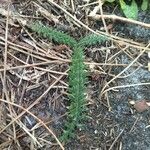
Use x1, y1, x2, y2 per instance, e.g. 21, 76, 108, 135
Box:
60, 46, 87, 141
29, 22, 108, 143
105, 0, 149, 19
30, 22, 77, 48
119, 0, 138, 19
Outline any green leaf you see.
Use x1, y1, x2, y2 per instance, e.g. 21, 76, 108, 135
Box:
78, 34, 108, 48
29, 22, 109, 143
141, 0, 149, 11
119, 0, 138, 20
105, 0, 115, 2
30, 22, 77, 48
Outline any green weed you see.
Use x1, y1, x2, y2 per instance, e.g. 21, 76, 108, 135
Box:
29, 22, 107, 143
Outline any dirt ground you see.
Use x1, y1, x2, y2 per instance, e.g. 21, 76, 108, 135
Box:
0, 0, 150, 150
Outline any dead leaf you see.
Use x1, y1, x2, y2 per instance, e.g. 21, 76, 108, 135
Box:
133, 100, 150, 112
53, 44, 70, 52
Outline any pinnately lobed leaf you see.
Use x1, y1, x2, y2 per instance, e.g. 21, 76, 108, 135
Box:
78, 34, 108, 48
60, 46, 87, 142
30, 22, 77, 48
29, 22, 108, 143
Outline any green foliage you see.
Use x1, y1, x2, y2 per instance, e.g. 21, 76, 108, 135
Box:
60, 46, 87, 141
30, 22, 77, 48
104, 0, 149, 20
29, 22, 108, 143
106, 0, 115, 2
78, 34, 108, 48
141, 0, 149, 11
119, 0, 138, 19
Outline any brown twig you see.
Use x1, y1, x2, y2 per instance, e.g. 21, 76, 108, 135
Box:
88, 14, 150, 29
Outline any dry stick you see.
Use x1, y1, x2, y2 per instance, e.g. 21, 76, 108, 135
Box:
0, 71, 67, 150
31, 113, 67, 131
0, 45, 144, 73
0, 140, 12, 149
100, 42, 150, 96
103, 82, 150, 93
0, 1, 148, 50
8, 52, 68, 76
55, 62, 142, 69
105, 91, 111, 111
88, 14, 150, 29
0, 41, 51, 62
3, 4, 9, 86
47, 0, 149, 50
48, 0, 150, 78
98, 0, 108, 34
2, 2, 17, 143
0, 40, 70, 76
121, 47, 143, 66
0, 98, 65, 149
0, 61, 66, 72
6, 52, 67, 86
0, 113, 67, 148
108, 129, 124, 150
78, 1, 99, 8
4, 5, 18, 145
129, 117, 140, 133
0, 61, 145, 73
7, 111, 42, 147
110, 66, 141, 79
70, 0, 75, 13
106, 45, 139, 67
0, 37, 65, 62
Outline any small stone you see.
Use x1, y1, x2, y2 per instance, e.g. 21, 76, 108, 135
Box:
96, 120, 99, 124
94, 130, 98, 134
129, 100, 135, 105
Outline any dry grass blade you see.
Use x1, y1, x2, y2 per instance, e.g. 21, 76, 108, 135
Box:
0, 0, 149, 149
0, 70, 67, 149
100, 42, 150, 96
47, 0, 149, 50
88, 14, 150, 29
0, 98, 64, 149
